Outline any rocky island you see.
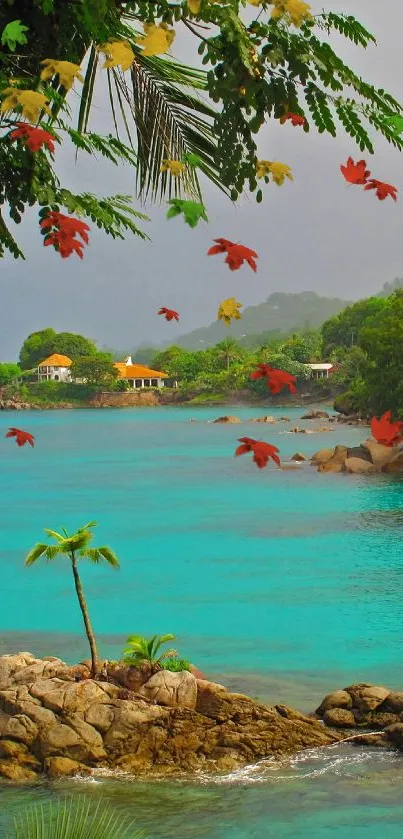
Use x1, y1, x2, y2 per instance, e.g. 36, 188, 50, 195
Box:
1, 653, 403, 782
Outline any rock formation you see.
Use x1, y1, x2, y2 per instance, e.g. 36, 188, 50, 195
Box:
312, 437, 403, 474
316, 682, 403, 749
213, 416, 241, 424
0, 653, 341, 780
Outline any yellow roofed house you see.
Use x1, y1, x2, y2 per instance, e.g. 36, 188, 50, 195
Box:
37, 353, 72, 382
113, 356, 171, 389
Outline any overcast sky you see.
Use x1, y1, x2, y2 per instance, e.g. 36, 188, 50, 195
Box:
1, 0, 403, 360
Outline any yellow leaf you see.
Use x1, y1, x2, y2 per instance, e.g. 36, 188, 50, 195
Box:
0, 88, 51, 123
217, 298, 243, 327
99, 40, 134, 72
136, 24, 175, 57
256, 160, 293, 185
40, 59, 84, 90
270, 0, 312, 26
187, 0, 202, 12
248, 0, 262, 6
161, 159, 185, 177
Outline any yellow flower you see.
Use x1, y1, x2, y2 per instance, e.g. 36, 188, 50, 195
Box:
161, 159, 185, 177
217, 298, 243, 327
136, 24, 175, 57
99, 40, 134, 72
187, 0, 202, 13
0, 88, 51, 123
40, 59, 84, 90
271, 0, 312, 27
256, 160, 293, 184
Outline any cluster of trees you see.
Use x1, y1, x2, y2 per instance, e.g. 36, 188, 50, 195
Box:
320, 290, 403, 417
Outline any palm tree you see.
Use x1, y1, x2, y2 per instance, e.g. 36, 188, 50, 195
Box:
9, 797, 143, 839
25, 522, 119, 677
216, 338, 244, 372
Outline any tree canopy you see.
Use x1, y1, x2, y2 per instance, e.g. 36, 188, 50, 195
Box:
321, 298, 390, 354
70, 354, 119, 386
1, 1, 402, 259
19, 329, 99, 369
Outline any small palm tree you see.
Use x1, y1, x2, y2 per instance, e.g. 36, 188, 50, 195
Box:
9, 797, 143, 839
216, 338, 244, 372
25, 522, 119, 677
123, 634, 177, 670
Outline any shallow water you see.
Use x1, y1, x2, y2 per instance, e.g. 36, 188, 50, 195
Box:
1, 406, 403, 837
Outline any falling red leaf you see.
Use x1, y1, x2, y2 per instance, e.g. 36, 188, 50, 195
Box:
207, 238, 258, 272
40, 211, 90, 259
6, 427, 35, 448
235, 437, 281, 469
9, 123, 56, 153
158, 307, 179, 322
250, 364, 297, 394
340, 157, 370, 185
371, 411, 403, 446
280, 113, 306, 127
364, 179, 398, 202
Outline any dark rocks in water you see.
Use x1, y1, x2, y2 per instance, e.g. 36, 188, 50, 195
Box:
0, 653, 341, 780
213, 416, 241, 424
346, 446, 373, 464
316, 682, 403, 748
301, 410, 330, 420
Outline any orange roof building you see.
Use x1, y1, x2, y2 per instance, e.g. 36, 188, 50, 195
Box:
37, 353, 73, 382
113, 356, 170, 389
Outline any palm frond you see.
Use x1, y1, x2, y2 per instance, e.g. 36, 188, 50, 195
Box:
97, 546, 120, 568
8, 796, 143, 839
24, 543, 52, 566
44, 529, 64, 541
81, 546, 120, 567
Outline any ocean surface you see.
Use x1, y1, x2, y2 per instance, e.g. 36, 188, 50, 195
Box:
1, 405, 403, 837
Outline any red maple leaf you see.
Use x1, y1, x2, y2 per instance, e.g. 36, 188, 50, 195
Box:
371, 411, 403, 446
10, 123, 56, 153
235, 437, 281, 469
364, 179, 398, 202
40, 211, 90, 259
250, 364, 297, 394
207, 238, 258, 272
6, 427, 35, 448
158, 307, 179, 322
340, 157, 370, 185
280, 113, 306, 127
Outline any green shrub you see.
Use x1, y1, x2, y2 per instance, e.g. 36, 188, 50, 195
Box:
161, 658, 191, 672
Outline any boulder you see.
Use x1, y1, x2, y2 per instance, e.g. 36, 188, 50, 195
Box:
323, 708, 356, 728
0, 760, 38, 781
107, 662, 152, 692
381, 691, 403, 714
345, 683, 390, 712
290, 426, 306, 434
346, 446, 373, 464
384, 723, 403, 749
213, 416, 241, 424
344, 458, 377, 474
252, 416, 276, 424
311, 447, 335, 465
139, 670, 197, 710
291, 453, 307, 462
44, 756, 91, 778
316, 690, 353, 716
362, 439, 395, 468
313, 426, 332, 433
318, 459, 345, 473
279, 417, 291, 422
301, 410, 330, 420
383, 450, 403, 474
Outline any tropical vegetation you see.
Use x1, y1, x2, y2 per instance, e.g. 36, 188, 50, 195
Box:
8, 797, 143, 839
123, 633, 182, 670
1, 2, 402, 261
25, 522, 120, 676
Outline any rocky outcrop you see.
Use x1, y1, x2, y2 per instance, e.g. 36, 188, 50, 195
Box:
312, 436, 403, 474
0, 653, 342, 780
291, 453, 307, 462
249, 416, 276, 424
213, 416, 241, 424
301, 410, 330, 420
316, 682, 403, 749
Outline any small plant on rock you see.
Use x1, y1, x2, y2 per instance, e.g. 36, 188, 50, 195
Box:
161, 658, 191, 673
123, 634, 178, 671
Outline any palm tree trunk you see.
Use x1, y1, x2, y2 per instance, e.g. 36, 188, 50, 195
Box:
71, 552, 99, 677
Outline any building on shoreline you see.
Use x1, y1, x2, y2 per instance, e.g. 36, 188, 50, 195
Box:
113, 356, 170, 389
37, 353, 171, 389
37, 354, 72, 382
305, 363, 334, 380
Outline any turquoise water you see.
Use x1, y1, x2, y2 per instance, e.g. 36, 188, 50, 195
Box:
1, 406, 403, 837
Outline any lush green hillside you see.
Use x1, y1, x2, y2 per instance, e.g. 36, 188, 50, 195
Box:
171, 292, 350, 350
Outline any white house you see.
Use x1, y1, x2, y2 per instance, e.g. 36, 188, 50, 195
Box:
305, 363, 334, 380
37, 353, 72, 382
113, 356, 170, 389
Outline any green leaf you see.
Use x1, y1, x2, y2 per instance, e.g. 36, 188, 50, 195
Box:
1, 20, 29, 52
384, 114, 403, 137
181, 152, 202, 168
166, 199, 208, 228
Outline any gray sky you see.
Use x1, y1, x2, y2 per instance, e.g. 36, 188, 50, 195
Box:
1, 0, 403, 360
